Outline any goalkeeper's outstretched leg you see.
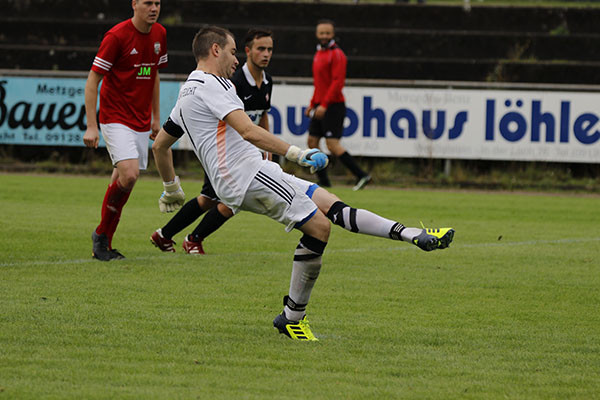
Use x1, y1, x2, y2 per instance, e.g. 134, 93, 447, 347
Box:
151, 181, 455, 255
310, 186, 454, 251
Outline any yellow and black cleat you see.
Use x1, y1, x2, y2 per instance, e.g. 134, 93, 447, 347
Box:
273, 313, 318, 341
412, 227, 455, 251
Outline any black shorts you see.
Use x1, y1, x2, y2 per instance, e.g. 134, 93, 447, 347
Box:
201, 173, 219, 200
308, 102, 346, 139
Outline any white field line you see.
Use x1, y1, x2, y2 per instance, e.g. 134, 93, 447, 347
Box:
1, 237, 599, 268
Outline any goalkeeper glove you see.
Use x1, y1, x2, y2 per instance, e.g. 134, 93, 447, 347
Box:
158, 176, 185, 213
285, 145, 329, 173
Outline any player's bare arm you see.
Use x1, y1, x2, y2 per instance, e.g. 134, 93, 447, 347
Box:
225, 109, 290, 155
150, 72, 161, 140
83, 70, 103, 148
313, 105, 327, 120
152, 128, 178, 182
225, 109, 328, 172
152, 128, 185, 213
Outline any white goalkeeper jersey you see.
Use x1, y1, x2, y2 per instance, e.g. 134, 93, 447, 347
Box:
168, 70, 267, 212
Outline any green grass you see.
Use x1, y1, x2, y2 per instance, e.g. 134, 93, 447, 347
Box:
1, 173, 599, 399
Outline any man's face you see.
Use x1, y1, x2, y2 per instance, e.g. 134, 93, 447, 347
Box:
315, 23, 334, 47
133, 0, 161, 25
218, 35, 239, 79
246, 36, 273, 70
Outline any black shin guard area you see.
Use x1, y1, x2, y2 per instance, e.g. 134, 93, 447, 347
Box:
326, 201, 348, 228
326, 201, 358, 232
299, 234, 327, 255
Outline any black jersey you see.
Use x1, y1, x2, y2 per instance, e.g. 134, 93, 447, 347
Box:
231, 63, 273, 125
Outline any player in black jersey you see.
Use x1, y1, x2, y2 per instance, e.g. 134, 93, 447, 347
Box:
151, 28, 274, 253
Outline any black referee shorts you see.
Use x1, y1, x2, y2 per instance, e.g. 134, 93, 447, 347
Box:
308, 102, 346, 139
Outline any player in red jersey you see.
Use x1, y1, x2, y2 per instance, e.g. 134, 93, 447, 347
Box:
83, 0, 170, 261
305, 19, 371, 191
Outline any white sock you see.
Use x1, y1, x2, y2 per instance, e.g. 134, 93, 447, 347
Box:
284, 235, 326, 322
327, 201, 422, 242
400, 227, 423, 242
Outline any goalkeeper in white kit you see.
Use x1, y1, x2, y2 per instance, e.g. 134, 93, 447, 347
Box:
152, 26, 454, 341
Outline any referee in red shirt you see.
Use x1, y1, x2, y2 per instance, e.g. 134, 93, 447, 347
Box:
83, 0, 169, 261
305, 19, 371, 191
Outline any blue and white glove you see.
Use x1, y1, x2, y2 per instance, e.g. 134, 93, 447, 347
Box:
285, 145, 329, 173
158, 176, 185, 213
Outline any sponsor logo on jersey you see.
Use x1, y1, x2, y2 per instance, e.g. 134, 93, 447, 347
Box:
138, 66, 151, 77
130, 48, 138, 55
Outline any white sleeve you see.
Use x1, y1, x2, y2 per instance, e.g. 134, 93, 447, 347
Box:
201, 75, 244, 120
168, 101, 182, 126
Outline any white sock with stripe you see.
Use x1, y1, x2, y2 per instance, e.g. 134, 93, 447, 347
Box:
326, 201, 422, 242
284, 234, 327, 322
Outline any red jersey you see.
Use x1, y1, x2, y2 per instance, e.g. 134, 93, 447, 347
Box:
310, 40, 347, 109
92, 19, 168, 132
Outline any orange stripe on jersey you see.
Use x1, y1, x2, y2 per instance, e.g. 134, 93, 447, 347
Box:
216, 120, 227, 169
216, 120, 234, 188
215, 120, 243, 197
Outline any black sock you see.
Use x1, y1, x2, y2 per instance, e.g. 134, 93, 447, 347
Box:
339, 151, 367, 179
191, 205, 230, 241
316, 168, 331, 187
162, 198, 204, 239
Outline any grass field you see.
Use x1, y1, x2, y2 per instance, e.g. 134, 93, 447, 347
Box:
1, 173, 599, 399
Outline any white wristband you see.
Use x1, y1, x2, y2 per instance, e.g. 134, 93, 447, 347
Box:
163, 176, 181, 192
285, 145, 301, 162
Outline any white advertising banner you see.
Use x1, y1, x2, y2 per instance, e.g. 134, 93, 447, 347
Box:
1, 75, 598, 163
268, 85, 600, 163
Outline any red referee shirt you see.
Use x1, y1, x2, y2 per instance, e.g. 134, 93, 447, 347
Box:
91, 19, 168, 132
310, 40, 347, 109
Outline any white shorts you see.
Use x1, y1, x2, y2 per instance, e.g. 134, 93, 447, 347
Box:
241, 161, 318, 232
100, 123, 150, 170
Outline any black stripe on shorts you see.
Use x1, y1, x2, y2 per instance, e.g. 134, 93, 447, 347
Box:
255, 171, 293, 204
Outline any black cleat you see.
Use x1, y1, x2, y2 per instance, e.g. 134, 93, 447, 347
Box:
109, 249, 125, 260
92, 231, 122, 261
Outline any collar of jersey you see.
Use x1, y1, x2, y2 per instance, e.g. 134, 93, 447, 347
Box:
316, 39, 336, 51
242, 63, 268, 87
189, 69, 206, 79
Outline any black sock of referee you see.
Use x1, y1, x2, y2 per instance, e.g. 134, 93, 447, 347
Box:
316, 168, 331, 187
161, 198, 205, 239
191, 205, 230, 242
339, 151, 367, 179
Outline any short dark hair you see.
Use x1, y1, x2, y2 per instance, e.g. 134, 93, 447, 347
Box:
192, 26, 234, 61
317, 19, 335, 28
244, 28, 273, 49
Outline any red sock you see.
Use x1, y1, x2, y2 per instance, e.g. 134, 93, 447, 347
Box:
95, 180, 131, 248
